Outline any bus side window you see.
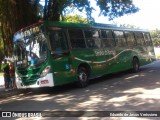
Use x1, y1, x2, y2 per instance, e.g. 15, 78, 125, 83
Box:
143, 32, 152, 46
84, 30, 101, 48
124, 31, 136, 46
114, 31, 126, 47
101, 30, 115, 47
49, 31, 69, 54
68, 29, 86, 49
135, 32, 145, 45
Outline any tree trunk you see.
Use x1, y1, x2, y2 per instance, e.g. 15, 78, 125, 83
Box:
43, 0, 60, 21
51, 0, 60, 21
44, 0, 48, 20
1, 22, 5, 55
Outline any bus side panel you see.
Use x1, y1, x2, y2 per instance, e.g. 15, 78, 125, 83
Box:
50, 55, 76, 86
71, 49, 107, 79
103, 48, 133, 74
134, 46, 154, 66
92, 48, 108, 77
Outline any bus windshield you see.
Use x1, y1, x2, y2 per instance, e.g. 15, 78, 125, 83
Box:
13, 24, 48, 68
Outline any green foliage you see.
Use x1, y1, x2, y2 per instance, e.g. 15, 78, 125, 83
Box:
43, 0, 94, 22
96, 0, 139, 20
150, 29, 160, 47
0, 72, 3, 76
43, 0, 139, 21
63, 15, 88, 23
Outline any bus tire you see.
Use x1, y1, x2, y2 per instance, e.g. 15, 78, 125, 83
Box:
77, 67, 89, 88
132, 58, 140, 72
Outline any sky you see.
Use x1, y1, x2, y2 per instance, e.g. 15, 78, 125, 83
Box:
91, 0, 160, 30
40, 0, 160, 30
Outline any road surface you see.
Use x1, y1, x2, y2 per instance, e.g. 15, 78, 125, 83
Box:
0, 60, 160, 120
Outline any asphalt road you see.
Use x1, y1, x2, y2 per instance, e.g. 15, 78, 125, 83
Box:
0, 60, 160, 120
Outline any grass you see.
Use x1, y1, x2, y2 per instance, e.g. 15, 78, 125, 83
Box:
0, 72, 3, 76
156, 54, 160, 59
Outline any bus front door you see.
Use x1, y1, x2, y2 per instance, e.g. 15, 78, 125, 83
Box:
49, 30, 74, 86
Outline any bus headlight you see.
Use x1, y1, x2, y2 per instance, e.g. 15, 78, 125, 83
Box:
40, 66, 51, 77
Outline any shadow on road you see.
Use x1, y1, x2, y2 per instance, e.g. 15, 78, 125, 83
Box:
0, 61, 160, 119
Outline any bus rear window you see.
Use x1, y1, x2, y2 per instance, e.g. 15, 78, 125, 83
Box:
143, 32, 152, 45
134, 32, 145, 45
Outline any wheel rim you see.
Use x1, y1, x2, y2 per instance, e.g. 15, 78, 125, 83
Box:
135, 63, 139, 70
133, 59, 139, 71
79, 72, 87, 82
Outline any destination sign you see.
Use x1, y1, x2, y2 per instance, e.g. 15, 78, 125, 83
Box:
22, 26, 40, 38
14, 25, 42, 42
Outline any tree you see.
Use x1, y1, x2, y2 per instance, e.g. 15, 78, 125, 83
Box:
150, 29, 160, 47
43, 0, 139, 21
0, 28, 4, 66
0, 0, 41, 56
96, 0, 139, 20
63, 15, 88, 23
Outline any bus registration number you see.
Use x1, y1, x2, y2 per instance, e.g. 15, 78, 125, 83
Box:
41, 80, 49, 84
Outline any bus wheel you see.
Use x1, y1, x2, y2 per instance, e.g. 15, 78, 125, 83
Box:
132, 58, 140, 72
77, 67, 89, 88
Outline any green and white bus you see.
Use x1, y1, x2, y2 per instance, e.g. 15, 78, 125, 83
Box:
13, 21, 155, 89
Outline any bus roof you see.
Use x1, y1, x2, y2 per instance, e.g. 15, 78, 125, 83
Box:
14, 21, 149, 34
44, 21, 149, 32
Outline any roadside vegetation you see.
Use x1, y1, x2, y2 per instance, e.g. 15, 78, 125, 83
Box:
0, 72, 3, 76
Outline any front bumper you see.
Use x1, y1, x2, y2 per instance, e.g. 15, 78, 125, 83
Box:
16, 73, 54, 89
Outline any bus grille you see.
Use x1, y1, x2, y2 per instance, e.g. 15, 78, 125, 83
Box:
22, 75, 39, 86
17, 66, 41, 86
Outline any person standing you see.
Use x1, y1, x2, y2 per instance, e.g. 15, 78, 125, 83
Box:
1, 59, 10, 89
10, 62, 16, 89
